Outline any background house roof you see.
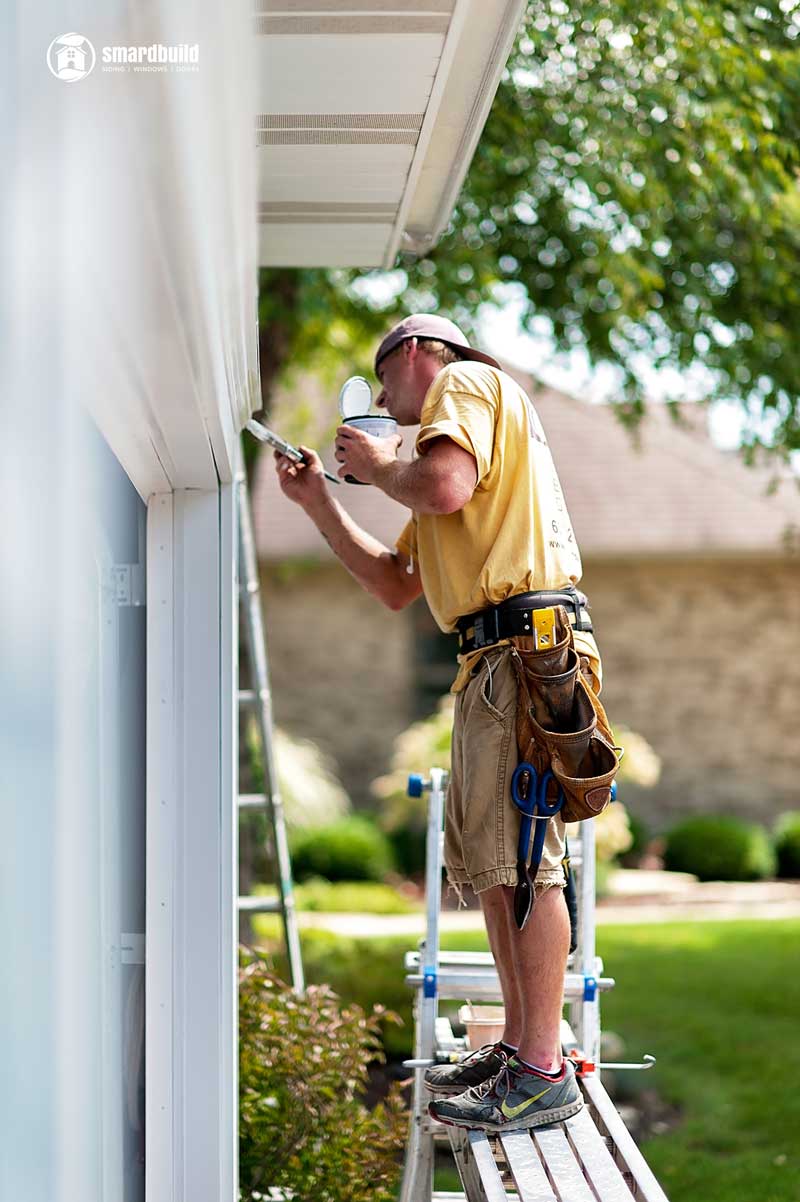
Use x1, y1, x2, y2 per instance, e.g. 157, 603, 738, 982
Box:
252, 365, 800, 560
257, 0, 526, 267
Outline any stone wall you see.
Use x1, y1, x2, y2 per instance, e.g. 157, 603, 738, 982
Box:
259, 561, 414, 809
258, 554, 800, 827
581, 555, 800, 826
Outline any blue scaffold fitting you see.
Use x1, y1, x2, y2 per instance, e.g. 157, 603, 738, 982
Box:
407, 773, 425, 798
422, 967, 437, 999
583, 975, 598, 1001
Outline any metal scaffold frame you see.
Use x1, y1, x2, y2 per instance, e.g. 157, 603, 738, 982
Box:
399, 769, 669, 1202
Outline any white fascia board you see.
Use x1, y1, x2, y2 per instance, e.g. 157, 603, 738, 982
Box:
146, 487, 238, 1202
384, 0, 527, 265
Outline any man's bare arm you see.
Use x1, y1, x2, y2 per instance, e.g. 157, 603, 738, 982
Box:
335, 430, 477, 514
305, 491, 422, 610
273, 444, 421, 610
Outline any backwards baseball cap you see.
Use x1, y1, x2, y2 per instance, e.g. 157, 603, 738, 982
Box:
374, 313, 502, 374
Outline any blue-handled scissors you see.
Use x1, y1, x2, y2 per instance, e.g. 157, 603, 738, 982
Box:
510, 761, 565, 930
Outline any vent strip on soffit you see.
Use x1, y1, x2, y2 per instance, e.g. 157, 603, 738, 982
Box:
257, 201, 399, 225
257, 129, 418, 145
255, 0, 453, 14
257, 214, 395, 224
254, 15, 450, 35
258, 202, 398, 213
257, 113, 424, 130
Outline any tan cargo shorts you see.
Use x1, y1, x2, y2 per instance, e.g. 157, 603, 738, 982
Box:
444, 644, 570, 897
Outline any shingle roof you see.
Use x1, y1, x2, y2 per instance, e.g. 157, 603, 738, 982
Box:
252, 367, 800, 561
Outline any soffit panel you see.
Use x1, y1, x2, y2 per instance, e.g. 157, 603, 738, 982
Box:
259, 223, 393, 267
256, 0, 524, 269
256, 34, 446, 113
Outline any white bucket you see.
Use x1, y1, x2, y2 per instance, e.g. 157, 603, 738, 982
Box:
458, 1004, 506, 1050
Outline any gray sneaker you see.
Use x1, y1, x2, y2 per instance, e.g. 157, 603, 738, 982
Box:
424, 1043, 509, 1096
428, 1056, 583, 1132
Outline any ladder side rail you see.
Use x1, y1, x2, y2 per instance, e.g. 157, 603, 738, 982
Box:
568, 821, 600, 1065
236, 470, 304, 993
419, 768, 446, 1057
399, 769, 447, 1202
578, 817, 599, 1067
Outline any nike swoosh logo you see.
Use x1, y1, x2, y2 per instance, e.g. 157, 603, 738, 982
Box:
500, 1087, 551, 1118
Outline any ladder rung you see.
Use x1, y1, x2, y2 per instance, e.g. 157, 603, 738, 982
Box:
237, 896, 282, 913
238, 793, 267, 810
406, 968, 614, 1002
238, 688, 272, 705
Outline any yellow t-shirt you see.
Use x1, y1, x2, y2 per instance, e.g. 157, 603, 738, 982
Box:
395, 361, 599, 691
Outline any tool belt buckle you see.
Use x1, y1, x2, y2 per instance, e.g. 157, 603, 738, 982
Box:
474, 608, 499, 649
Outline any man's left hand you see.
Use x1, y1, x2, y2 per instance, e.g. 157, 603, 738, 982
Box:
334, 424, 402, 486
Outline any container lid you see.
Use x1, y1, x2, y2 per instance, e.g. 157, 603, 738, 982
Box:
339, 375, 372, 419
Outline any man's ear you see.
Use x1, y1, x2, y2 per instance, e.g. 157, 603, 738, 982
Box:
404, 337, 419, 364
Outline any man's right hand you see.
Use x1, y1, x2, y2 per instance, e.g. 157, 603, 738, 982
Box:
274, 445, 329, 510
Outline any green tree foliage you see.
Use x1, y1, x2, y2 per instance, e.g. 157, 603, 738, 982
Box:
258, 0, 800, 458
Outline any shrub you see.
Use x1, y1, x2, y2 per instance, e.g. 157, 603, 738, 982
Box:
246, 718, 350, 829
618, 811, 650, 867
238, 952, 406, 1202
289, 815, 395, 882
297, 877, 420, 914
663, 816, 776, 882
612, 725, 662, 790
774, 811, 800, 879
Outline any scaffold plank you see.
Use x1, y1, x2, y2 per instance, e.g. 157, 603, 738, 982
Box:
532, 1125, 596, 1201
467, 1131, 509, 1202
499, 1130, 558, 1202
564, 1108, 636, 1201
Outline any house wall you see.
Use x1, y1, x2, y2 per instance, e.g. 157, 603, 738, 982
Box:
260, 554, 800, 827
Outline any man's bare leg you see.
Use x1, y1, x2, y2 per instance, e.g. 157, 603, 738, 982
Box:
479, 886, 524, 1046
481, 883, 570, 1071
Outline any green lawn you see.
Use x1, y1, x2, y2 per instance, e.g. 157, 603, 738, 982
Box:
263, 917, 800, 1202
599, 920, 800, 1202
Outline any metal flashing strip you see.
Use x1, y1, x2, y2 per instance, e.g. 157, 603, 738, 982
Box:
381, 0, 470, 267
411, 0, 527, 251
255, 14, 450, 35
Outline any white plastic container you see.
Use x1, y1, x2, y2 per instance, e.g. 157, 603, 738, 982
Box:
458, 1004, 506, 1050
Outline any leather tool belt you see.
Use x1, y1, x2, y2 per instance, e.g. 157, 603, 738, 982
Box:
456, 587, 593, 654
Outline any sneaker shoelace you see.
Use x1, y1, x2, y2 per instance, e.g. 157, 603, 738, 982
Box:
460, 1042, 505, 1066
464, 1059, 514, 1103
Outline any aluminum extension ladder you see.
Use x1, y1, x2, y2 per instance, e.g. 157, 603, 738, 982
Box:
235, 465, 304, 993
399, 769, 668, 1202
